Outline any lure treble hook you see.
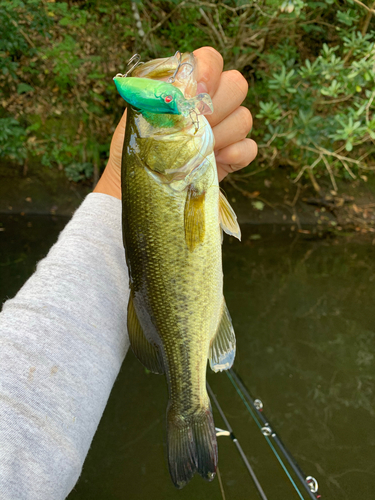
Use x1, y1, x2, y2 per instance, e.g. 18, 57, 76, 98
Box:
167, 51, 194, 84
115, 53, 144, 78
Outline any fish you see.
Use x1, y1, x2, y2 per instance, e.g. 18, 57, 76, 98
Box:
114, 52, 241, 488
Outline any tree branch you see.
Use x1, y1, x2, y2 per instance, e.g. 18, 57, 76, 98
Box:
350, 0, 375, 13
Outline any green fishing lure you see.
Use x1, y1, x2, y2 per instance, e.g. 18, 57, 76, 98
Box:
113, 76, 213, 119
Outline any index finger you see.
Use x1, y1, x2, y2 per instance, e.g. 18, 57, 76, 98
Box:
193, 47, 223, 97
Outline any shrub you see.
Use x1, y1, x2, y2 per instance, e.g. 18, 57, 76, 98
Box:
1, 0, 374, 191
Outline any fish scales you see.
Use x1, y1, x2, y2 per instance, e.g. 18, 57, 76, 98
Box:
123, 109, 222, 414
116, 52, 240, 488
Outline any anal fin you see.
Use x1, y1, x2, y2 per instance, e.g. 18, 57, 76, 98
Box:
127, 293, 164, 374
219, 191, 241, 241
209, 300, 236, 372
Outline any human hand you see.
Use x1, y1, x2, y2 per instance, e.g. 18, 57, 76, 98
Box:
94, 47, 257, 199
194, 47, 257, 182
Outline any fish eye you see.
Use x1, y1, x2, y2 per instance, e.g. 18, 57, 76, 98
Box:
164, 95, 173, 103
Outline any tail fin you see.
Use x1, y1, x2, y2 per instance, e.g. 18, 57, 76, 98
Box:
167, 403, 218, 489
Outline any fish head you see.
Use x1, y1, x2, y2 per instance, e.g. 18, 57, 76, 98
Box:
113, 76, 185, 115
132, 52, 197, 98
114, 53, 215, 185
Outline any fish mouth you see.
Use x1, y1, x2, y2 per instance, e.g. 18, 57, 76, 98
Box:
114, 52, 213, 121
132, 52, 197, 98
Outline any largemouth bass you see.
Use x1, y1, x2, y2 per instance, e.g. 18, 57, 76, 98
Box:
114, 52, 241, 488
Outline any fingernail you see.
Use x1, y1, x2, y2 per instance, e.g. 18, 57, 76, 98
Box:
197, 81, 208, 94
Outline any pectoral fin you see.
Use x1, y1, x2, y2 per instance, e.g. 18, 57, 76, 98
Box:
209, 300, 236, 373
184, 185, 205, 252
219, 191, 241, 241
127, 293, 164, 374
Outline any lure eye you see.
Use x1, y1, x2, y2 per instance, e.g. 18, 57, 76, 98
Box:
164, 95, 173, 103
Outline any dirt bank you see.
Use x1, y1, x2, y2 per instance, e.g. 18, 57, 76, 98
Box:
1, 162, 375, 234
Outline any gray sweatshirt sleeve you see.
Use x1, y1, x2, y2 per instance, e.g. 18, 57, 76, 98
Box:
0, 193, 130, 500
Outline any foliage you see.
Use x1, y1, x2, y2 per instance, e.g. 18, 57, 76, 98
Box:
1, 0, 375, 190
0, 118, 27, 161
0, 0, 134, 181
254, 4, 375, 190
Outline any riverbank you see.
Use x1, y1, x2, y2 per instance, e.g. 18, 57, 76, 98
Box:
2, 163, 375, 234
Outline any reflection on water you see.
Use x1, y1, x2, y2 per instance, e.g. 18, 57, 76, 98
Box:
1, 217, 374, 499
223, 227, 375, 500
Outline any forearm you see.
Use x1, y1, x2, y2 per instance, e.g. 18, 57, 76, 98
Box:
0, 193, 129, 500
93, 165, 121, 200
93, 108, 126, 200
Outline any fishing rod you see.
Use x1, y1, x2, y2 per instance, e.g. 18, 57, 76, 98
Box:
226, 369, 321, 500
207, 382, 269, 500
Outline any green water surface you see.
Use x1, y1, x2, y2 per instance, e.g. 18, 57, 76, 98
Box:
1, 216, 374, 499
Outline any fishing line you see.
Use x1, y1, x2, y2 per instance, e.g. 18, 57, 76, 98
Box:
207, 383, 269, 500
226, 369, 320, 500
216, 466, 226, 500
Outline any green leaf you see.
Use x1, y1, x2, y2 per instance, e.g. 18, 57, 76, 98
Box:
17, 83, 34, 94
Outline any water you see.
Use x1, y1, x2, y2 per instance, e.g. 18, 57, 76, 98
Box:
1, 216, 374, 499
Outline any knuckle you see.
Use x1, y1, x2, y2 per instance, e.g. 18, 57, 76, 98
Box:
226, 70, 248, 99
252, 140, 258, 158
204, 46, 224, 66
233, 139, 257, 165
195, 46, 224, 70
237, 107, 253, 135
232, 147, 243, 165
248, 139, 258, 162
